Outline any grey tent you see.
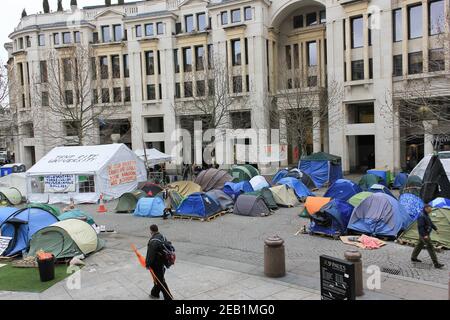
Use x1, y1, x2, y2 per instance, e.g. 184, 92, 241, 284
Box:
420, 155, 450, 203
206, 189, 234, 211
195, 169, 233, 192
286, 169, 317, 190
246, 188, 278, 210
234, 195, 271, 217
115, 190, 147, 213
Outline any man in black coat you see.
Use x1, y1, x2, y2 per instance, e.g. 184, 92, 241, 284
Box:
146, 225, 173, 300
411, 205, 444, 269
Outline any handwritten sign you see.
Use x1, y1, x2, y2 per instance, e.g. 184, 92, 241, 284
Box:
0, 236, 12, 256
48, 154, 100, 164
44, 175, 76, 193
108, 161, 137, 187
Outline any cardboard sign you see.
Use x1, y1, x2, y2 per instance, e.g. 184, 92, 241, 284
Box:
320, 255, 356, 300
108, 161, 137, 187
44, 175, 76, 193
0, 236, 12, 256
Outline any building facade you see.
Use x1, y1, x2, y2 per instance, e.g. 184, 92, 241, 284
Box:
5, 0, 450, 173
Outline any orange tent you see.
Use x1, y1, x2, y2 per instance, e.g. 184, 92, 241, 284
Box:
305, 197, 331, 215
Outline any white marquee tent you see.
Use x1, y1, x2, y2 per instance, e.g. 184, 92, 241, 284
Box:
135, 149, 174, 165
411, 152, 450, 180
26, 144, 147, 204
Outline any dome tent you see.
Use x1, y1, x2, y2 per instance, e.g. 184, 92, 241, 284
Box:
0, 187, 23, 206
223, 181, 254, 200
115, 190, 147, 213
303, 197, 331, 216
309, 199, 354, 237
277, 177, 314, 200
176, 193, 222, 219
195, 169, 233, 192
419, 154, 450, 203
429, 197, 450, 209
400, 175, 423, 197
229, 165, 259, 182
134, 197, 166, 218
358, 174, 384, 191
410, 152, 450, 181
206, 189, 234, 211
272, 169, 289, 185
368, 184, 396, 199
167, 181, 202, 198
347, 192, 373, 208
59, 209, 96, 225
234, 195, 271, 217
399, 193, 424, 222
393, 172, 409, 189
324, 179, 362, 202
269, 185, 299, 207
140, 183, 163, 197
28, 219, 104, 259
299, 152, 343, 188
285, 169, 317, 190
249, 175, 270, 192
246, 187, 278, 210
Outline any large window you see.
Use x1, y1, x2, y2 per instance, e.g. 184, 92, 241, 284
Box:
231, 9, 241, 23
244, 7, 252, 21
197, 13, 207, 31
185, 15, 194, 33
306, 12, 318, 26
113, 87, 122, 103
351, 16, 364, 48
79, 176, 95, 193
74, 31, 81, 43
123, 54, 129, 78
41, 92, 49, 107
294, 44, 300, 69
429, 0, 444, 35
233, 76, 243, 93
91, 57, 97, 80
38, 34, 45, 46
196, 80, 206, 97
183, 47, 192, 72
307, 41, 317, 66
221, 11, 228, 25
285, 45, 292, 70
232, 39, 241, 66
293, 15, 303, 29
157, 22, 164, 35
174, 49, 180, 73
65, 90, 74, 105
145, 23, 154, 37
40, 61, 48, 83
393, 9, 402, 42
195, 46, 205, 71
65, 121, 80, 137
408, 4, 422, 39
408, 51, 423, 74
393, 55, 403, 76
53, 33, 60, 45
136, 25, 142, 37
62, 58, 72, 82
101, 26, 111, 42
63, 32, 71, 44
429, 48, 445, 72
124, 87, 131, 102
347, 103, 375, 124
351, 60, 364, 80
112, 55, 120, 78
102, 88, 110, 103
100, 56, 108, 79
147, 84, 156, 100
113, 25, 123, 41
184, 82, 193, 97
146, 117, 164, 133
145, 51, 155, 75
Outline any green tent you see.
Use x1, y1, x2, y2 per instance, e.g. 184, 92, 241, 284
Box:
301, 152, 342, 164
0, 187, 22, 206
348, 192, 373, 208
358, 174, 383, 191
399, 208, 450, 248
230, 165, 260, 182
246, 187, 278, 210
59, 209, 96, 226
400, 175, 423, 197
28, 203, 61, 217
115, 190, 147, 213
29, 219, 104, 259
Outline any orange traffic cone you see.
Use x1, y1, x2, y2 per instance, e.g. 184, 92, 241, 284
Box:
97, 194, 108, 213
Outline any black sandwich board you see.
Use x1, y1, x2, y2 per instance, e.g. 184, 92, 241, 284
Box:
320, 255, 356, 300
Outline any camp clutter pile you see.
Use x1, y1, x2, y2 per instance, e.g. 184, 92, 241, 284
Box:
301, 153, 450, 250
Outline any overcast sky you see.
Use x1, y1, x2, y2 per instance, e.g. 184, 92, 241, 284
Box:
1, 0, 105, 62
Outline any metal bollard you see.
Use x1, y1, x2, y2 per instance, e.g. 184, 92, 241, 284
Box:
264, 235, 286, 278
344, 250, 364, 297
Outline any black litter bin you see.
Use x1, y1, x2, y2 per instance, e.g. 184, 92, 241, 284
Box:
37, 256, 55, 282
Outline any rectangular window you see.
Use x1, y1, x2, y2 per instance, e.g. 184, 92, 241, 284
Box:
26, 36, 31, 47
232, 39, 241, 66
195, 46, 205, 71
408, 51, 423, 74
208, 44, 214, 69
369, 58, 373, 79
320, 10, 326, 24
124, 87, 131, 102
65, 90, 74, 105
18, 63, 24, 86
246, 75, 250, 92
102, 88, 110, 103
231, 9, 241, 23
113, 87, 122, 103
40, 61, 48, 83
175, 82, 181, 98
244, 7, 252, 21
146, 117, 165, 133
22, 94, 26, 108
244, 38, 249, 65
197, 13, 207, 31
393, 54, 403, 76
408, 4, 423, 39
62, 58, 72, 82
184, 82, 193, 97
429, 48, 445, 72
221, 11, 228, 25
41, 92, 49, 107
63, 32, 71, 44
351, 60, 364, 80
74, 31, 81, 43
208, 79, 215, 96
196, 80, 206, 97
393, 9, 402, 42
157, 22, 164, 35
136, 25, 142, 37
294, 44, 300, 69
307, 41, 317, 66
92, 89, 98, 104
112, 55, 120, 78
368, 14, 372, 46
147, 84, 156, 100
306, 12, 318, 26
347, 103, 375, 124
145, 23, 154, 37
293, 15, 303, 29
351, 16, 363, 48
174, 49, 180, 73
100, 56, 108, 79
185, 15, 194, 33
91, 57, 97, 80
145, 51, 155, 75
93, 32, 99, 44
79, 176, 95, 193
38, 34, 45, 46
286, 45, 292, 69
65, 121, 80, 137
183, 47, 192, 72
307, 76, 318, 87
233, 76, 243, 93
429, 0, 445, 35
113, 24, 123, 41
18, 38, 24, 50
101, 26, 111, 42
123, 54, 129, 78
53, 33, 60, 45
157, 51, 161, 75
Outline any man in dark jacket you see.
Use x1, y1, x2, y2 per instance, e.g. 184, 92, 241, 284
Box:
411, 205, 444, 269
146, 225, 173, 300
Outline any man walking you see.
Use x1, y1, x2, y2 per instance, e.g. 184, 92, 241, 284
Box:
411, 205, 445, 269
146, 225, 173, 300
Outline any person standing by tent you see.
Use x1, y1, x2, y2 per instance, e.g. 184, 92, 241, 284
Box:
411, 205, 445, 269
146, 225, 174, 300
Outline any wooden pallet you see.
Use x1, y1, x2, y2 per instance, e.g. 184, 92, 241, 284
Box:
173, 211, 228, 222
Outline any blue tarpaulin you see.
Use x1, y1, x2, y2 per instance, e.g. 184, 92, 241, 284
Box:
399, 193, 424, 222
324, 179, 362, 201
309, 199, 354, 236
223, 181, 254, 200
299, 153, 343, 188
134, 197, 166, 218
277, 177, 314, 199
429, 197, 450, 209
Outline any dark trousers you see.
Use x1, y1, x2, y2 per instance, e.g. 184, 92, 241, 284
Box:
411, 237, 439, 265
151, 266, 173, 300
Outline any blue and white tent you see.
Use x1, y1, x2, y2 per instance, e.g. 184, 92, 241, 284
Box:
249, 176, 270, 192
223, 181, 254, 200
429, 197, 450, 209
176, 193, 222, 219
324, 179, 362, 202
277, 177, 314, 199
399, 193, 424, 222
369, 184, 396, 199
134, 197, 166, 218
271, 169, 289, 185
309, 199, 354, 237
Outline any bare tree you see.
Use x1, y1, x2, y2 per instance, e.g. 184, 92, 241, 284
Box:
32, 44, 114, 146
0, 62, 19, 145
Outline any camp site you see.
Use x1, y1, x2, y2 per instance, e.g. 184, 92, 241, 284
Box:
0, 144, 449, 301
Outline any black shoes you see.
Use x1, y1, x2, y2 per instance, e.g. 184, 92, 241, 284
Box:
434, 263, 445, 269
411, 258, 422, 263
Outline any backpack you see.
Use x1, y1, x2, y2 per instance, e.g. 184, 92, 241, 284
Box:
152, 237, 176, 268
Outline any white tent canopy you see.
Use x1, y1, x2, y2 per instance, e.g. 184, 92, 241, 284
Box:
135, 149, 174, 165
26, 144, 147, 204
411, 152, 450, 180
0, 173, 27, 197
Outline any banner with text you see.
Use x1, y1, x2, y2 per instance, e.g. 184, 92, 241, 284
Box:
108, 161, 137, 187
44, 175, 76, 193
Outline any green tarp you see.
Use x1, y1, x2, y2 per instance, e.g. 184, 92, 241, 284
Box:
301, 152, 342, 165
399, 208, 450, 248
348, 192, 373, 208
27, 203, 61, 217
230, 165, 260, 182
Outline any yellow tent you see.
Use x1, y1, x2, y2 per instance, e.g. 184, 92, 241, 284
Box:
167, 181, 202, 197
269, 185, 300, 208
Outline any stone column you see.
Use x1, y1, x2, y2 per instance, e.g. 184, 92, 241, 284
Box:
422, 0, 429, 73
313, 111, 322, 153
423, 120, 437, 155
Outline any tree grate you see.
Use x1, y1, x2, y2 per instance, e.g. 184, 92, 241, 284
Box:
381, 267, 401, 275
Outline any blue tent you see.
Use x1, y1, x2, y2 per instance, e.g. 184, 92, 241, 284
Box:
0, 207, 59, 256
348, 193, 413, 238
176, 192, 222, 219
324, 179, 362, 201
223, 181, 254, 200
309, 199, 354, 237
272, 169, 289, 185
369, 184, 396, 199
393, 173, 409, 189
134, 197, 166, 218
0, 207, 18, 225
277, 177, 314, 199
59, 209, 96, 225
299, 152, 343, 188
399, 193, 424, 222
429, 197, 450, 209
